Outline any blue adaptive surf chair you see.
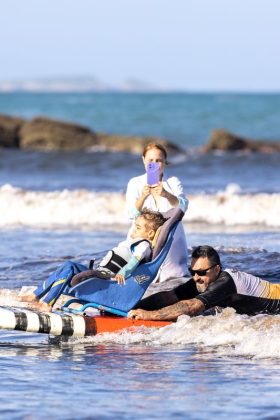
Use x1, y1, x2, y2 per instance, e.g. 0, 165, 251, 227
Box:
63, 207, 184, 316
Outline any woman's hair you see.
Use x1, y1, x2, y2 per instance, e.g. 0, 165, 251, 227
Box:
191, 245, 221, 267
142, 143, 168, 161
140, 208, 166, 232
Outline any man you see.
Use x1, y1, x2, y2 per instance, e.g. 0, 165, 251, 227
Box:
128, 245, 280, 320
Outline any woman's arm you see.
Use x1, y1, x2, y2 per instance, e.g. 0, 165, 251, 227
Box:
152, 176, 189, 211
152, 183, 179, 207
135, 185, 151, 211
126, 177, 150, 218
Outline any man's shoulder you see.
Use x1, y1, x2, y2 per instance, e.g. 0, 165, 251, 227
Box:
173, 277, 198, 299
196, 270, 237, 309
218, 269, 234, 280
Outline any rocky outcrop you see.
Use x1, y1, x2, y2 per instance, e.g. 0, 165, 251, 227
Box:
20, 117, 98, 151
0, 114, 183, 154
204, 128, 280, 153
95, 132, 182, 155
0, 114, 25, 147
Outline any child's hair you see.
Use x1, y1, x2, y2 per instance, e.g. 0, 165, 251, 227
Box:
139, 208, 166, 232
142, 143, 168, 162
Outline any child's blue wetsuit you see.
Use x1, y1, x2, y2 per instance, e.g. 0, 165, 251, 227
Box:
34, 261, 87, 306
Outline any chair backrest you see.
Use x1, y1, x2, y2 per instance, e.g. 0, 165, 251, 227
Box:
69, 206, 185, 314
151, 207, 184, 259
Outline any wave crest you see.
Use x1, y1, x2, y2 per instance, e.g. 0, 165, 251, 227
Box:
1, 183, 280, 228
89, 308, 280, 359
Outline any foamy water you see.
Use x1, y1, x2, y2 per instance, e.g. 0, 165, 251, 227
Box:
1, 183, 280, 228
1, 288, 280, 360
79, 309, 280, 360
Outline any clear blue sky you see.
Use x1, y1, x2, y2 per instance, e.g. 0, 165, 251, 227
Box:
1, 0, 279, 91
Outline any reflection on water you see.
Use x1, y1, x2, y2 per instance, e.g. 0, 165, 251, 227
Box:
1, 329, 280, 419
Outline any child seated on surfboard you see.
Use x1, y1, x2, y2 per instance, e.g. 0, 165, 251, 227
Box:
19, 209, 166, 312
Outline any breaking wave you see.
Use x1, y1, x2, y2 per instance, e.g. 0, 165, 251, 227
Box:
1, 289, 280, 360
1, 183, 280, 229
84, 308, 280, 360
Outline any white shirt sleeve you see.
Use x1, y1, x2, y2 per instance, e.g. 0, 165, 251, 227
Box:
165, 176, 189, 212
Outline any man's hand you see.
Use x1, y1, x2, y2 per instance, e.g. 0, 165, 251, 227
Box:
128, 309, 150, 320
114, 274, 126, 285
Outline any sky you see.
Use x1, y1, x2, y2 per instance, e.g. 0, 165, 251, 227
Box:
0, 0, 279, 91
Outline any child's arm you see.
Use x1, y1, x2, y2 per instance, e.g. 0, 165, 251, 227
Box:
114, 256, 141, 285
113, 241, 152, 285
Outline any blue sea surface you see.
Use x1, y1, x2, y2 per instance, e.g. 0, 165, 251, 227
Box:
0, 336, 280, 419
0, 92, 280, 418
1, 92, 280, 146
0, 148, 279, 194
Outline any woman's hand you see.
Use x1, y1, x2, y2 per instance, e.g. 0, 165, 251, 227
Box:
151, 182, 179, 206
135, 185, 151, 211
151, 181, 166, 197
141, 185, 151, 199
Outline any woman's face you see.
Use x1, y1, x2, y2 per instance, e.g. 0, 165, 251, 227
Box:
142, 148, 166, 177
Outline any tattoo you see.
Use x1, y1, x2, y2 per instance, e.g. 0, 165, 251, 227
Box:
149, 299, 205, 321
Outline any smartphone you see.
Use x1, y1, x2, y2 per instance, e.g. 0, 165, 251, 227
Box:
146, 162, 160, 186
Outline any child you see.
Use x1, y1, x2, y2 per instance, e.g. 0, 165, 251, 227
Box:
20, 209, 166, 312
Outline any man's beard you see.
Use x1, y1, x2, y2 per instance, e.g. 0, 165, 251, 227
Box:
196, 282, 207, 293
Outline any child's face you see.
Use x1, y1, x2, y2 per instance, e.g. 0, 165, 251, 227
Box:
131, 216, 154, 241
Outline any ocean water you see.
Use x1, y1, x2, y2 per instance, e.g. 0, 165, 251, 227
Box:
0, 92, 280, 419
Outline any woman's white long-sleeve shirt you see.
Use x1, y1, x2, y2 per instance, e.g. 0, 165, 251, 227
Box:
125, 173, 189, 282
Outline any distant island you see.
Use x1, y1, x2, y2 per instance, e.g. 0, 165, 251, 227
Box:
0, 76, 162, 93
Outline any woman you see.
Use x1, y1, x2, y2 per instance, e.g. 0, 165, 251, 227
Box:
126, 143, 188, 282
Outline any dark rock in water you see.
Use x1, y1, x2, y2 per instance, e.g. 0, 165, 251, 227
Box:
204, 129, 247, 151
20, 117, 99, 151
204, 128, 280, 153
95, 132, 182, 155
0, 113, 183, 154
0, 114, 25, 147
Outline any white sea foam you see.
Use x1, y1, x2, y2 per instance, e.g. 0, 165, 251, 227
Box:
188, 183, 280, 227
85, 308, 280, 360
1, 183, 280, 229
0, 184, 127, 228
1, 287, 279, 359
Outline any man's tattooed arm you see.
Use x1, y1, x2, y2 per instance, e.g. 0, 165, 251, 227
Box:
128, 298, 205, 321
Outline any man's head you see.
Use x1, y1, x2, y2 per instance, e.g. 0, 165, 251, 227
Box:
189, 245, 221, 293
131, 208, 166, 241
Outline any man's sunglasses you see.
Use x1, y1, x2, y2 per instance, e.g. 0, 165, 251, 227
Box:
188, 264, 217, 277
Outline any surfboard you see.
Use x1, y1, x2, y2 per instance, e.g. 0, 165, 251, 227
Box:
0, 305, 171, 337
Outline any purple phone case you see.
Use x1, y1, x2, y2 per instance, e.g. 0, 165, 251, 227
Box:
147, 162, 159, 186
